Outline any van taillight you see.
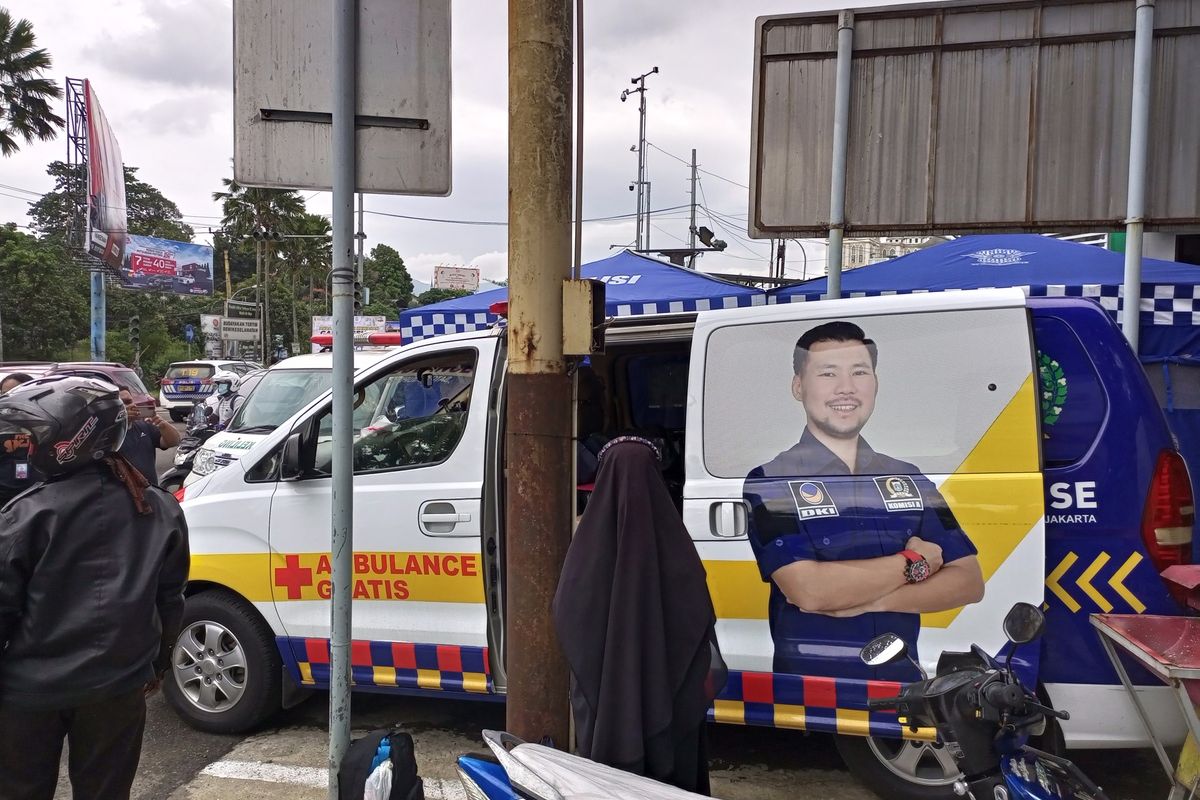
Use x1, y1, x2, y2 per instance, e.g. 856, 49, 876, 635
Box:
1142, 450, 1194, 571
173, 486, 186, 502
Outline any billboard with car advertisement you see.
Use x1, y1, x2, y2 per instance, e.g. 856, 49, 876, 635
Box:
119, 235, 214, 296
85, 80, 128, 270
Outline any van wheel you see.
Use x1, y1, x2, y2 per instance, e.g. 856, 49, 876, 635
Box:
169, 408, 187, 423
163, 590, 281, 734
836, 734, 960, 800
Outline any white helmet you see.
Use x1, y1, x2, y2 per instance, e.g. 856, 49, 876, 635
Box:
212, 370, 239, 395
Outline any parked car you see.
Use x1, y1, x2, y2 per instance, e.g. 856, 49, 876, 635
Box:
45, 362, 157, 415
159, 359, 262, 421
0, 362, 56, 388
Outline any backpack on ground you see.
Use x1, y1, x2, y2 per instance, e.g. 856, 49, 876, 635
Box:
338, 728, 423, 800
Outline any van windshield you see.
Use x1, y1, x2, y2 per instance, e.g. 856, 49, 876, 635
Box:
227, 368, 331, 433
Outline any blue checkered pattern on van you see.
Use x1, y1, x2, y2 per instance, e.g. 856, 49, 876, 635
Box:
775, 284, 1200, 326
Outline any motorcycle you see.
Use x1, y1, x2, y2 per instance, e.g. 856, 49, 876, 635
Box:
860, 602, 1110, 800
158, 403, 217, 493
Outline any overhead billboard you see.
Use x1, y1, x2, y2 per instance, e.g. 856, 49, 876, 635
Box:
85, 80, 128, 269
433, 265, 480, 292
748, 0, 1200, 237
119, 235, 214, 296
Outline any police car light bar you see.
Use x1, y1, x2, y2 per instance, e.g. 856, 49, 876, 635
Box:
489, 301, 509, 317
309, 332, 404, 347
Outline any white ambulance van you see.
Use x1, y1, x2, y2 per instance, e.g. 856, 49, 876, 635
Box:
172, 289, 1192, 798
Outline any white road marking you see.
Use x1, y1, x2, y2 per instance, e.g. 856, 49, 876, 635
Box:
198, 759, 466, 798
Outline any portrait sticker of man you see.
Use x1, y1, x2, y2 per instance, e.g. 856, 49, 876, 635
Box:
743, 320, 985, 680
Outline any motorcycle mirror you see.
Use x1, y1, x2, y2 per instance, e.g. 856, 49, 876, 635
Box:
1003, 602, 1046, 645
860, 633, 906, 667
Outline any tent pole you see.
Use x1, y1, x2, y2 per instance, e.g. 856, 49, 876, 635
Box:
1121, 0, 1156, 351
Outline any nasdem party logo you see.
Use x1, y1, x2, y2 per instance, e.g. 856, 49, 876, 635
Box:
967, 248, 1034, 266
789, 480, 840, 520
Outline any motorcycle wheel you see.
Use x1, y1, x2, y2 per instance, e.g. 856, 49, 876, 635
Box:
836, 733, 960, 800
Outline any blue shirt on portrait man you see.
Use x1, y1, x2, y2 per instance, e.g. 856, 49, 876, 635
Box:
744, 428, 977, 681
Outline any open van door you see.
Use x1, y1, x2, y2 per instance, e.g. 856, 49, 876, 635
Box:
683, 289, 1045, 793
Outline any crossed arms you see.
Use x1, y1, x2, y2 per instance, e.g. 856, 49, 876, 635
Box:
770, 536, 984, 617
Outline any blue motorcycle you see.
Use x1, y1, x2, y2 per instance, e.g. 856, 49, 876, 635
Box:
861, 602, 1109, 800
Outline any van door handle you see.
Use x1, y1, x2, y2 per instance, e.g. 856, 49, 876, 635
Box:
420, 512, 472, 524
710, 501, 748, 538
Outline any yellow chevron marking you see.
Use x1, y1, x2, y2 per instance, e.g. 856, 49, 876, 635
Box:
1077, 553, 1113, 612
1109, 553, 1146, 614
1046, 553, 1081, 613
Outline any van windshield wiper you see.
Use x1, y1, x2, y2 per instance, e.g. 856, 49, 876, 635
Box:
228, 425, 276, 434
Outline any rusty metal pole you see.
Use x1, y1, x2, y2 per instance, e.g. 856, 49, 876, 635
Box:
506, 0, 573, 747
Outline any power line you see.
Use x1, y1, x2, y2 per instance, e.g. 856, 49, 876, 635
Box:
645, 142, 751, 190
362, 203, 692, 227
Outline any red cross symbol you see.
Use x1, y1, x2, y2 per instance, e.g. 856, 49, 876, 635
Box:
274, 554, 313, 600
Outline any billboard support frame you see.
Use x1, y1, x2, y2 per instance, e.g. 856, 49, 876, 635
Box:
1122, 0, 1157, 350
825, 10, 854, 301
66, 78, 108, 360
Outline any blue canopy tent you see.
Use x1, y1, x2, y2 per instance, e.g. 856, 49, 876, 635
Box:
772, 234, 1200, 531
400, 250, 766, 342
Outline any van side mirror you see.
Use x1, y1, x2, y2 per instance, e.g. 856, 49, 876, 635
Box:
280, 430, 306, 481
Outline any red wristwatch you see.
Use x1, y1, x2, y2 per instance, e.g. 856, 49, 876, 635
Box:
900, 549, 931, 584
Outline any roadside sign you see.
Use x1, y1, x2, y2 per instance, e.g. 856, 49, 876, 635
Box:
749, 0, 1200, 237
184, 323, 195, 343
233, 0, 451, 195
433, 265, 480, 292
225, 300, 259, 320
221, 318, 262, 342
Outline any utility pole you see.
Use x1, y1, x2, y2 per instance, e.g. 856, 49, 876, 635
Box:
776, 238, 787, 280
507, 0, 573, 748
621, 67, 657, 251
327, 0, 358, 792
688, 149, 698, 249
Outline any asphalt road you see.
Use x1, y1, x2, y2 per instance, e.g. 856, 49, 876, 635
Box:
47, 418, 1173, 798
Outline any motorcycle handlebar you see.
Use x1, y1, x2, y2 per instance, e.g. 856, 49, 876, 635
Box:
981, 680, 1027, 713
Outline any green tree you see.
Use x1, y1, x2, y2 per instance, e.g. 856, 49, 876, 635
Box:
29, 161, 194, 243
363, 244, 413, 316
275, 212, 332, 351
0, 10, 63, 156
413, 287, 473, 307
0, 225, 88, 359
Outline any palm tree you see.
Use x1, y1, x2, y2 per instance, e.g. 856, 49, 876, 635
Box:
213, 171, 308, 358
0, 10, 64, 156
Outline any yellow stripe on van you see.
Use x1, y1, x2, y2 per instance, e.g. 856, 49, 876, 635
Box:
189, 551, 485, 604
925, 373, 1043, 628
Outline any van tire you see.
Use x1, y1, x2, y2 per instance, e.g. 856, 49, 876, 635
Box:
163, 589, 282, 734
835, 734, 959, 800
169, 408, 188, 423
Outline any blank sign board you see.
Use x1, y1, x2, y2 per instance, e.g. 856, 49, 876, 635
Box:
748, 0, 1200, 237
233, 0, 451, 195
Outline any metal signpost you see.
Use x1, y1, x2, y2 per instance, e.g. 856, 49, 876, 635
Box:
233, 2, 451, 795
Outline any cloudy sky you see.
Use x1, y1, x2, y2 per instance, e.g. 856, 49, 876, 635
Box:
0, 0, 931, 286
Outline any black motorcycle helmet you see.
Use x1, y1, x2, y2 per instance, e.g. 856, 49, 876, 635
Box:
0, 375, 128, 478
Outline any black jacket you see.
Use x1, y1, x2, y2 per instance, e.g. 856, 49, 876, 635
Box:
0, 463, 190, 709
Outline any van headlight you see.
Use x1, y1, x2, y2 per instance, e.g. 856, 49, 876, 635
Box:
192, 448, 218, 476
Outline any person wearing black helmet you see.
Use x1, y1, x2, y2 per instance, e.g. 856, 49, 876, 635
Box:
0, 375, 190, 799
0, 372, 39, 505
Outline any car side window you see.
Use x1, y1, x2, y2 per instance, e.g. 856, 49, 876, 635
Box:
311, 350, 477, 476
